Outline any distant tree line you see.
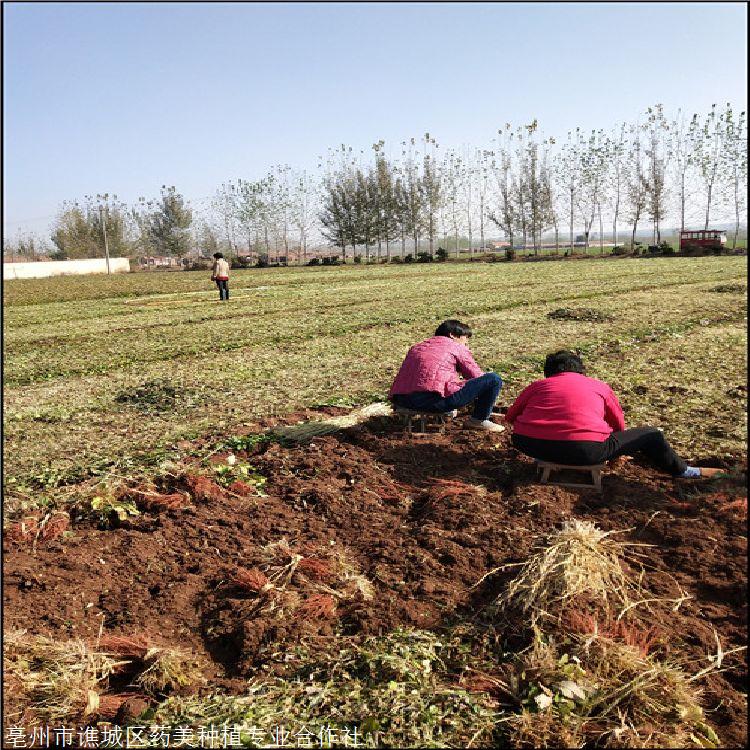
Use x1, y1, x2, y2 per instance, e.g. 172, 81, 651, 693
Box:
4, 103, 746, 263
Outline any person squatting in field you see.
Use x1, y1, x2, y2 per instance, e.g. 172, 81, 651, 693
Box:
389, 319, 505, 433
211, 252, 230, 301
505, 350, 722, 478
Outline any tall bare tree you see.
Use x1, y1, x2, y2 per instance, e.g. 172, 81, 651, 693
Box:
642, 105, 670, 244
422, 134, 442, 254
488, 125, 517, 252
625, 127, 648, 249
212, 182, 240, 254
576, 129, 608, 252
721, 105, 748, 249
694, 104, 726, 230
669, 110, 699, 234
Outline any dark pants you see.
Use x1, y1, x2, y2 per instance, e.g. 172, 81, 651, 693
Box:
392, 372, 503, 421
512, 427, 688, 476
216, 279, 229, 300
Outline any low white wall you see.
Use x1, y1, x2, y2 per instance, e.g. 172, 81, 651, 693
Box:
3, 257, 131, 280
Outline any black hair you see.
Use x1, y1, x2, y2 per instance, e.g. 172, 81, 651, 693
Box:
434, 319, 473, 339
544, 350, 585, 377
213, 252, 224, 259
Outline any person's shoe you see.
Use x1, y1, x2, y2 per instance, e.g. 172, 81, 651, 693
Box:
466, 418, 506, 433
445, 409, 459, 418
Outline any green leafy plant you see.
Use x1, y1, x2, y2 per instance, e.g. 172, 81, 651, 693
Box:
90, 495, 140, 526
213, 461, 267, 494
222, 433, 274, 452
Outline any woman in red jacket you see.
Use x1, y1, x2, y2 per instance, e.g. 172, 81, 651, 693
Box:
505, 350, 720, 478
390, 320, 505, 432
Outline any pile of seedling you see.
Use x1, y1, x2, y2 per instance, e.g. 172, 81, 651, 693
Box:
270, 401, 394, 443
3, 630, 203, 726
487, 520, 729, 748
6, 519, 739, 747
151, 629, 500, 748
149, 520, 736, 748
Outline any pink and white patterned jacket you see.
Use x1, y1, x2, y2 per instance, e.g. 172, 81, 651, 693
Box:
389, 336, 484, 398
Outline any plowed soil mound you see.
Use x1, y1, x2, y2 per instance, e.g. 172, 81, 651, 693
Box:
4, 412, 747, 745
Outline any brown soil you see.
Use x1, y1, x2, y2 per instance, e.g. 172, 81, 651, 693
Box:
3, 412, 747, 745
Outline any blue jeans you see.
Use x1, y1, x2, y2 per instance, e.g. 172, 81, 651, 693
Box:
216, 279, 229, 300
392, 372, 503, 421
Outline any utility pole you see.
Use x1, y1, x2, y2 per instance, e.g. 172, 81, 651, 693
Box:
100, 205, 111, 274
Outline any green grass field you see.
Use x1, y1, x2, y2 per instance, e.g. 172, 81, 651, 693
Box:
3, 256, 747, 515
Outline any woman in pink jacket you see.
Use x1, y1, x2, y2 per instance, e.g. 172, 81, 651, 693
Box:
505, 350, 721, 478
389, 320, 505, 432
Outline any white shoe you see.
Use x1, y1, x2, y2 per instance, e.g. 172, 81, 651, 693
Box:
466, 418, 506, 433
445, 409, 458, 418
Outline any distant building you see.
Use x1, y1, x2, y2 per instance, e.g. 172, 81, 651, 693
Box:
138, 256, 181, 268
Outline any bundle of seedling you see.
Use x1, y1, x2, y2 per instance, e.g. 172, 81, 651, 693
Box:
270, 401, 394, 443
230, 539, 374, 625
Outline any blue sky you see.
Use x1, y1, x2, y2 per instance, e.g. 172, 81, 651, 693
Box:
3, 1, 747, 238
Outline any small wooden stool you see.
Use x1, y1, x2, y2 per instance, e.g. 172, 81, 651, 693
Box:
535, 460, 605, 491
393, 407, 452, 435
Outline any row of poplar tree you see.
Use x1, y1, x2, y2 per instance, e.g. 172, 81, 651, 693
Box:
6, 102, 746, 262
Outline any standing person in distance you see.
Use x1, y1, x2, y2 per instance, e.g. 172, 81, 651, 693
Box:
211, 252, 230, 301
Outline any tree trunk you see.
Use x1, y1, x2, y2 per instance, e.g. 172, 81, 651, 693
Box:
612, 210, 618, 249
598, 204, 604, 253
733, 173, 740, 249
479, 196, 485, 253
569, 187, 574, 255
680, 173, 686, 232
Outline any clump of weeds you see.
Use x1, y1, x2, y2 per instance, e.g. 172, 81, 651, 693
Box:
114, 379, 201, 414
711, 282, 746, 293
149, 629, 500, 748
548, 308, 615, 322
494, 520, 635, 628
